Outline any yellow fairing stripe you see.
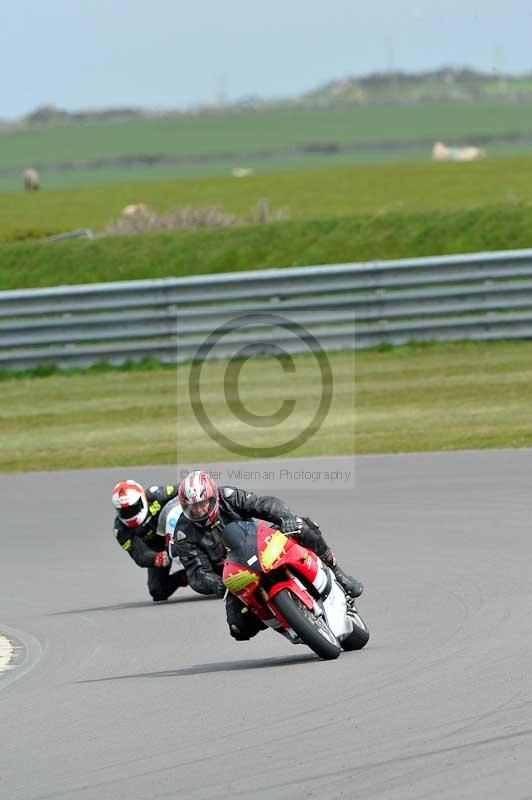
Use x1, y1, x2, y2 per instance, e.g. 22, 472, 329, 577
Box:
224, 570, 258, 593
261, 530, 287, 570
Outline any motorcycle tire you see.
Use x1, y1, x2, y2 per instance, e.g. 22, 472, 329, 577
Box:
341, 609, 370, 651
272, 588, 342, 661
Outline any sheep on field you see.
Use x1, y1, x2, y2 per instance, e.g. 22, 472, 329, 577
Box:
121, 203, 150, 217
432, 142, 487, 162
23, 168, 40, 191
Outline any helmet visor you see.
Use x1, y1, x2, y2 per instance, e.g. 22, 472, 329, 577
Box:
119, 496, 145, 521
183, 496, 217, 521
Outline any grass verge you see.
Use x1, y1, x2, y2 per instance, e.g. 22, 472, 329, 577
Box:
1, 340, 531, 472
2, 204, 532, 291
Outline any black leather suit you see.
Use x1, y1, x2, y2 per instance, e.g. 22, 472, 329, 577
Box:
114, 484, 187, 601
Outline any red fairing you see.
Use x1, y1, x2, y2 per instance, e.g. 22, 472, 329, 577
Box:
223, 522, 322, 625
267, 578, 315, 611
222, 559, 267, 619
256, 522, 320, 584
255, 523, 319, 612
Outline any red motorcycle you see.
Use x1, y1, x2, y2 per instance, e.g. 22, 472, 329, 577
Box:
222, 520, 369, 660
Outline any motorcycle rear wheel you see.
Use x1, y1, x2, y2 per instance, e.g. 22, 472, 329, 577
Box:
341, 610, 370, 651
272, 588, 342, 660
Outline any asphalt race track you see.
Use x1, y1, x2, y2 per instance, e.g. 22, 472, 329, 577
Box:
1, 450, 531, 799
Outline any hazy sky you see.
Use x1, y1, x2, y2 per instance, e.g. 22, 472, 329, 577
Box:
1, 0, 531, 119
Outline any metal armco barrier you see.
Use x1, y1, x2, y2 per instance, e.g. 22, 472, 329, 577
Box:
2, 248, 532, 369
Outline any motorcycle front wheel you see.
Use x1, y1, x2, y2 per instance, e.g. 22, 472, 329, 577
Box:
272, 588, 342, 660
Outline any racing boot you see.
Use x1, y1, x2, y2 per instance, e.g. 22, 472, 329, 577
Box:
323, 549, 364, 598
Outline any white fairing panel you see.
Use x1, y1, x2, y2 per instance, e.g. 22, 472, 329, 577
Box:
311, 560, 329, 594
321, 570, 353, 640
162, 502, 185, 573
165, 502, 183, 536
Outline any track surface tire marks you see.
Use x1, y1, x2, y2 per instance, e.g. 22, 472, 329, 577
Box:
0, 451, 530, 799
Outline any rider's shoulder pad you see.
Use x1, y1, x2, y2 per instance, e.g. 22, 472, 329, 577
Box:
222, 487, 235, 498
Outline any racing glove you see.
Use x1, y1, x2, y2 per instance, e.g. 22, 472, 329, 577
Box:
153, 551, 170, 568
278, 514, 303, 534
213, 577, 227, 598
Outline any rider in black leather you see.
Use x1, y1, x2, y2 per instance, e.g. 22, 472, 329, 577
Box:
112, 481, 187, 602
169, 473, 363, 640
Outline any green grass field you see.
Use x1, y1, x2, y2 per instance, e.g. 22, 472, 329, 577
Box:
2, 341, 531, 472
2, 153, 532, 259
4, 155, 532, 237
2, 102, 532, 192
2, 141, 531, 194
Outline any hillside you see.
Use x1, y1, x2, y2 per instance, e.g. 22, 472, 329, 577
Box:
2, 68, 532, 131
2, 68, 532, 192
302, 67, 532, 107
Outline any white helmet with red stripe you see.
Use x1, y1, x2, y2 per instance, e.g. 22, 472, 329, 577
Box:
112, 479, 149, 528
178, 470, 219, 525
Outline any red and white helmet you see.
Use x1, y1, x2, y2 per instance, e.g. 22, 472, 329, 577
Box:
112, 479, 149, 528
178, 470, 219, 524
